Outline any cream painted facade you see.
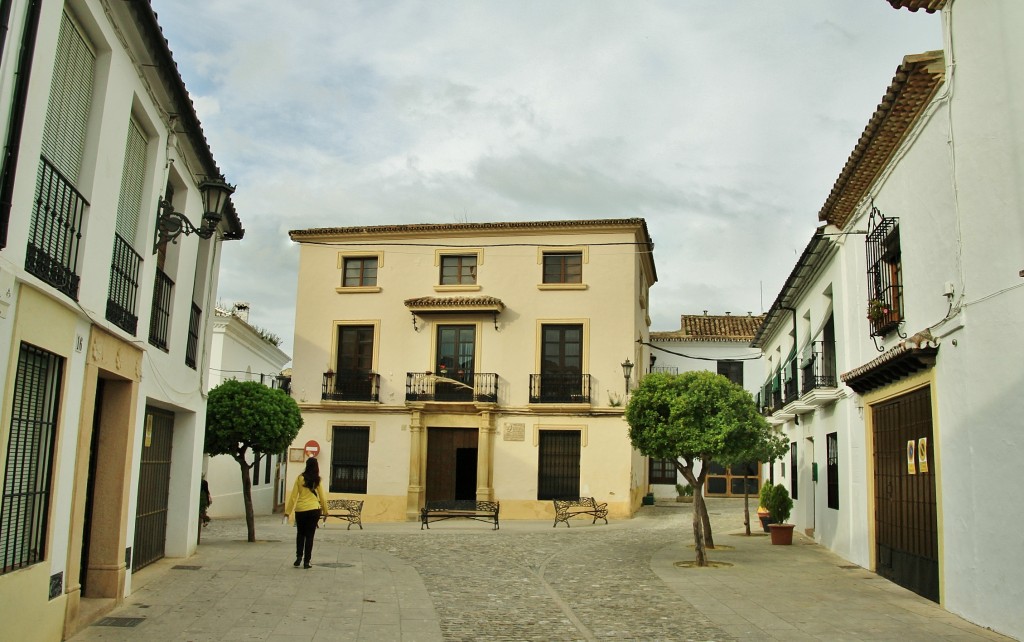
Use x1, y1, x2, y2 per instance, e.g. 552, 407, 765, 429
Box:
755, 1, 1024, 637
288, 219, 656, 523
205, 306, 291, 518
0, 2, 241, 639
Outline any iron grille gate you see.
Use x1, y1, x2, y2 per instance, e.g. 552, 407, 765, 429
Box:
537, 431, 580, 500
873, 387, 938, 602
133, 408, 173, 572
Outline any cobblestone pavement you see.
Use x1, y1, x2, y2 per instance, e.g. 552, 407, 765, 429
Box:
69, 498, 1014, 641
334, 507, 729, 641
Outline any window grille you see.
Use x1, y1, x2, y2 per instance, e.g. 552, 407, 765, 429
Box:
148, 268, 174, 350
331, 427, 369, 494
185, 303, 201, 369
1, 343, 64, 574
827, 432, 839, 510
866, 208, 903, 337
537, 431, 580, 500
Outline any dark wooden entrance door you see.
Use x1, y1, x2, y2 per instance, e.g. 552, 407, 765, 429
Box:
873, 386, 938, 602
426, 428, 478, 502
133, 407, 174, 571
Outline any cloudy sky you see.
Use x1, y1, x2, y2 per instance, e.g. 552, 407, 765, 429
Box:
150, 1, 941, 358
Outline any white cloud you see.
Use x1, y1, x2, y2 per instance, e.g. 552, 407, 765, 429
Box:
151, 0, 941, 357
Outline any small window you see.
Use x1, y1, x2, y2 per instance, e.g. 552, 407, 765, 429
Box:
649, 458, 676, 485
543, 252, 582, 284
790, 441, 798, 500
717, 361, 743, 386
331, 426, 369, 494
440, 255, 477, 285
343, 257, 377, 287
827, 432, 839, 510
866, 211, 902, 335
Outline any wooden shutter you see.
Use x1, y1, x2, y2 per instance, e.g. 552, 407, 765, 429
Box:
116, 117, 147, 243
41, 11, 95, 182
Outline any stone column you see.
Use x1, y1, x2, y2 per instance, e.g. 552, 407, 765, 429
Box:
477, 412, 495, 501
406, 410, 424, 520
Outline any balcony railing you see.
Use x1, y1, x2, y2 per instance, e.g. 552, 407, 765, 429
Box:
185, 303, 201, 369
405, 372, 497, 403
783, 373, 799, 406
323, 371, 380, 402
801, 341, 837, 393
148, 268, 173, 351
529, 373, 591, 404
26, 156, 87, 300
106, 233, 142, 335
649, 366, 678, 375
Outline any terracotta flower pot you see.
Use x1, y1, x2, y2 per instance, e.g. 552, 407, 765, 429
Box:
757, 512, 771, 533
769, 523, 795, 545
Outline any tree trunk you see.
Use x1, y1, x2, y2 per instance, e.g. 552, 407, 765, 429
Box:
235, 453, 256, 542
743, 474, 751, 536
696, 458, 714, 549
679, 464, 708, 567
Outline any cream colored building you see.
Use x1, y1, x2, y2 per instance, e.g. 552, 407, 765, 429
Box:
287, 219, 656, 522
0, 3, 241, 638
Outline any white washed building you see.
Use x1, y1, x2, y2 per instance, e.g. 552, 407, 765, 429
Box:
756, 0, 1023, 637
206, 304, 291, 518
0, 3, 242, 638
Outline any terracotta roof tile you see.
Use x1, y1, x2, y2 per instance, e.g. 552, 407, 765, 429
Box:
818, 51, 945, 228
404, 296, 505, 311
886, 0, 947, 12
651, 313, 765, 343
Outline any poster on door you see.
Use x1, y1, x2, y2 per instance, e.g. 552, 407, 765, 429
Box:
918, 437, 929, 473
907, 440, 916, 475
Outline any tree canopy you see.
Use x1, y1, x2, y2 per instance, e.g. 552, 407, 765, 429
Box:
625, 370, 771, 565
205, 379, 302, 541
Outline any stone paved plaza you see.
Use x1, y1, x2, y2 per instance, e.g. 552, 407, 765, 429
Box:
69, 498, 1013, 641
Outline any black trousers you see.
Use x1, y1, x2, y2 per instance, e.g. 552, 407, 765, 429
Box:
295, 509, 320, 563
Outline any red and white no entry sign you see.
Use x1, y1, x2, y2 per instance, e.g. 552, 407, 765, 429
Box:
304, 440, 320, 457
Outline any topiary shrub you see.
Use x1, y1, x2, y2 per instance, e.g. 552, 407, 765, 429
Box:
765, 484, 793, 524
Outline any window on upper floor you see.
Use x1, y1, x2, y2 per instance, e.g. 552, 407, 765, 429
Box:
343, 256, 378, 287
866, 210, 902, 336
542, 252, 583, 284
107, 115, 149, 336
27, 10, 96, 300
440, 254, 477, 285
717, 360, 743, 387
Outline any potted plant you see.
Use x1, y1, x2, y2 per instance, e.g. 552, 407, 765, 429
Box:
765, 484, 795, 545
756, 481, 773, 532
867, 297, 890, 325
675, 483, 694, 503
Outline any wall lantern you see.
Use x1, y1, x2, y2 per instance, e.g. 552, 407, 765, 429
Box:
153, 176, 235, 254
621, 358, 634, 396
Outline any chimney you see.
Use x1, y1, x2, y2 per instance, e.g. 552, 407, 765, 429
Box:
233, 302, 250, 323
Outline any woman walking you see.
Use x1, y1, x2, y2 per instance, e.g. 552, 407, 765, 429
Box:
285, 457, 328, 568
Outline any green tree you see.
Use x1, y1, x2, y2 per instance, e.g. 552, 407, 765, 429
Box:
206, 380, 303, 542
625, 371, 767, 566
726, 419, 789, 535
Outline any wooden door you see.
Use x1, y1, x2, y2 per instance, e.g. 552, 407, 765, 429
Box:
873, 387, 938, 602
425, 428, 478, 502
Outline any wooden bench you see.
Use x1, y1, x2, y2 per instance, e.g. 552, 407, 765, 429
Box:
420, 500, 499, 530
320, 499, 364, 530
552, 498, 609, 527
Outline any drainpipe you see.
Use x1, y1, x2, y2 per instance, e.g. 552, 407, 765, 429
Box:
0, 0, 42, 249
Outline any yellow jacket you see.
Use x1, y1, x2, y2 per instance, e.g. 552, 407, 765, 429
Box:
285, 474, 328, 519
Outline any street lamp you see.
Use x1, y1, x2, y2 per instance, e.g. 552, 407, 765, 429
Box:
153, 176, 235, 253
621, 358, 634, 396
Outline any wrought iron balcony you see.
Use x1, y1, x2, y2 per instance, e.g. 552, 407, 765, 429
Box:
148, 268, 174, 351
106, 233, 142, 335
783, 374, 799, 406
801, 341, 838, 393
529, 373, 591, 404
405, 371, 497, 403
26, 156, 87, 300
649, 366, 678, 375
323, 370, 380, 402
